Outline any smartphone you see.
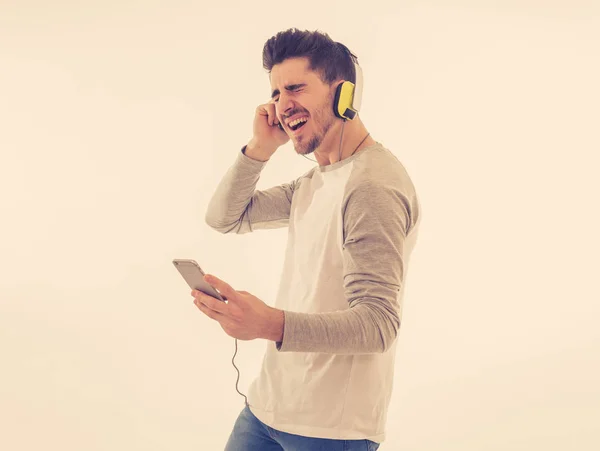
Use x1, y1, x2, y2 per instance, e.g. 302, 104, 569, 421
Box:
172, 259, 226, 302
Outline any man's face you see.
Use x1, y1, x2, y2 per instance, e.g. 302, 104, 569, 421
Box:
270, 57, 338, 155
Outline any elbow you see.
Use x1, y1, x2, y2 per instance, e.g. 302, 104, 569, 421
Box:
205, 212, 247, 235
378, 316, 400, 353
204, 212, 231, 234
204, 212, 222, 232
380, 327, 399, 353
357, 303, 400, 354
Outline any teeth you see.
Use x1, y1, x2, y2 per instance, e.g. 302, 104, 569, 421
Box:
289, 117, 308, 128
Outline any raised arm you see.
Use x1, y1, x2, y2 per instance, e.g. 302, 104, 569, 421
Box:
205, 100, 299, 234
205, 146, 308, 234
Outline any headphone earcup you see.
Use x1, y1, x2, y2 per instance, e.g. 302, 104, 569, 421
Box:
333, 80, 358, 120
333, 82, 344, 119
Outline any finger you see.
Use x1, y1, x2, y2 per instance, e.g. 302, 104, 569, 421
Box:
193, 287, 228, 302
256, 104, 268, 118
204, 274, 236, 302
267, 102, 279, 127
194, 295, 227, 318
194, 298, 215, 318
195, 291, 227, 313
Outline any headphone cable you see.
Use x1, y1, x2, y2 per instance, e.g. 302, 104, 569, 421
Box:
301, 119, 369, 164
232, 338, 249, 407
301, 119, 346, 163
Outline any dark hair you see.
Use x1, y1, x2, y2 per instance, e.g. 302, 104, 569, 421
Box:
262, 28, 359, 86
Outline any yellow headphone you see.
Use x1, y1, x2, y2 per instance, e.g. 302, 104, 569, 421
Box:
333, 61, 363, 120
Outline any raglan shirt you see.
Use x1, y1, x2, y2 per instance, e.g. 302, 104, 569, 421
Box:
205, 141, 421, 444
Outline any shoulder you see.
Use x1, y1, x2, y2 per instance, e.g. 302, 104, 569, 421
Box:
291, 165, 318, 191
343, 144, 421, 234
345, 145, 417, 198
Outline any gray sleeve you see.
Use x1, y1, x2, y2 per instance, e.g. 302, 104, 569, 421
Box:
205, 148, 302, 234
276, 177, 415, 354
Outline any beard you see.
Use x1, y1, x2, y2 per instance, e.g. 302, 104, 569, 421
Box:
294, 95, 336, 155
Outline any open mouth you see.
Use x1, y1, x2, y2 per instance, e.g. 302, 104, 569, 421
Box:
288, 117, 308, 132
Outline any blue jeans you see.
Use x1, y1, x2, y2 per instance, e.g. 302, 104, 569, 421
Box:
224, 404, 381, 451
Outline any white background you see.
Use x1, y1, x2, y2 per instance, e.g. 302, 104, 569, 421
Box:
1, 1, 599, 449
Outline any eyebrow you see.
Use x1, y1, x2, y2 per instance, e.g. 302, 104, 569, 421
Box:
271, 83, 307, 99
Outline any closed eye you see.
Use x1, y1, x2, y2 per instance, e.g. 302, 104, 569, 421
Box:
271, 83, 306, 102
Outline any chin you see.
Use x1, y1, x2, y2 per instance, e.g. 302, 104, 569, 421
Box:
293, 130, 320, 156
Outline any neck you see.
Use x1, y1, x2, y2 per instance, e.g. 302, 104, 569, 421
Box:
314, 116, 375, 166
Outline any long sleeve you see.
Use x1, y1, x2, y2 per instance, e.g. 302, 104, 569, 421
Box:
275, 164, 420, 355
205, 147, 305, 234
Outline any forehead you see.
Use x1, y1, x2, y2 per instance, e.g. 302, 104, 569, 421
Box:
269, 57, 321, 90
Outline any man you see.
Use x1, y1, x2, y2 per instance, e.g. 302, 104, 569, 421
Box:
195, 28, 421, 450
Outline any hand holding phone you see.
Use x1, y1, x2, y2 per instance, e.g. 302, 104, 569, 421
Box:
172, 259, 225, 302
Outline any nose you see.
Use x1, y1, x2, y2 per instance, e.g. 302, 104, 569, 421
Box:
277, 93, 294, 120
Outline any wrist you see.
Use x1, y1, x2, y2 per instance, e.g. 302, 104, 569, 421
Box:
244, 140, 274, 162
267, 307, 284, 342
